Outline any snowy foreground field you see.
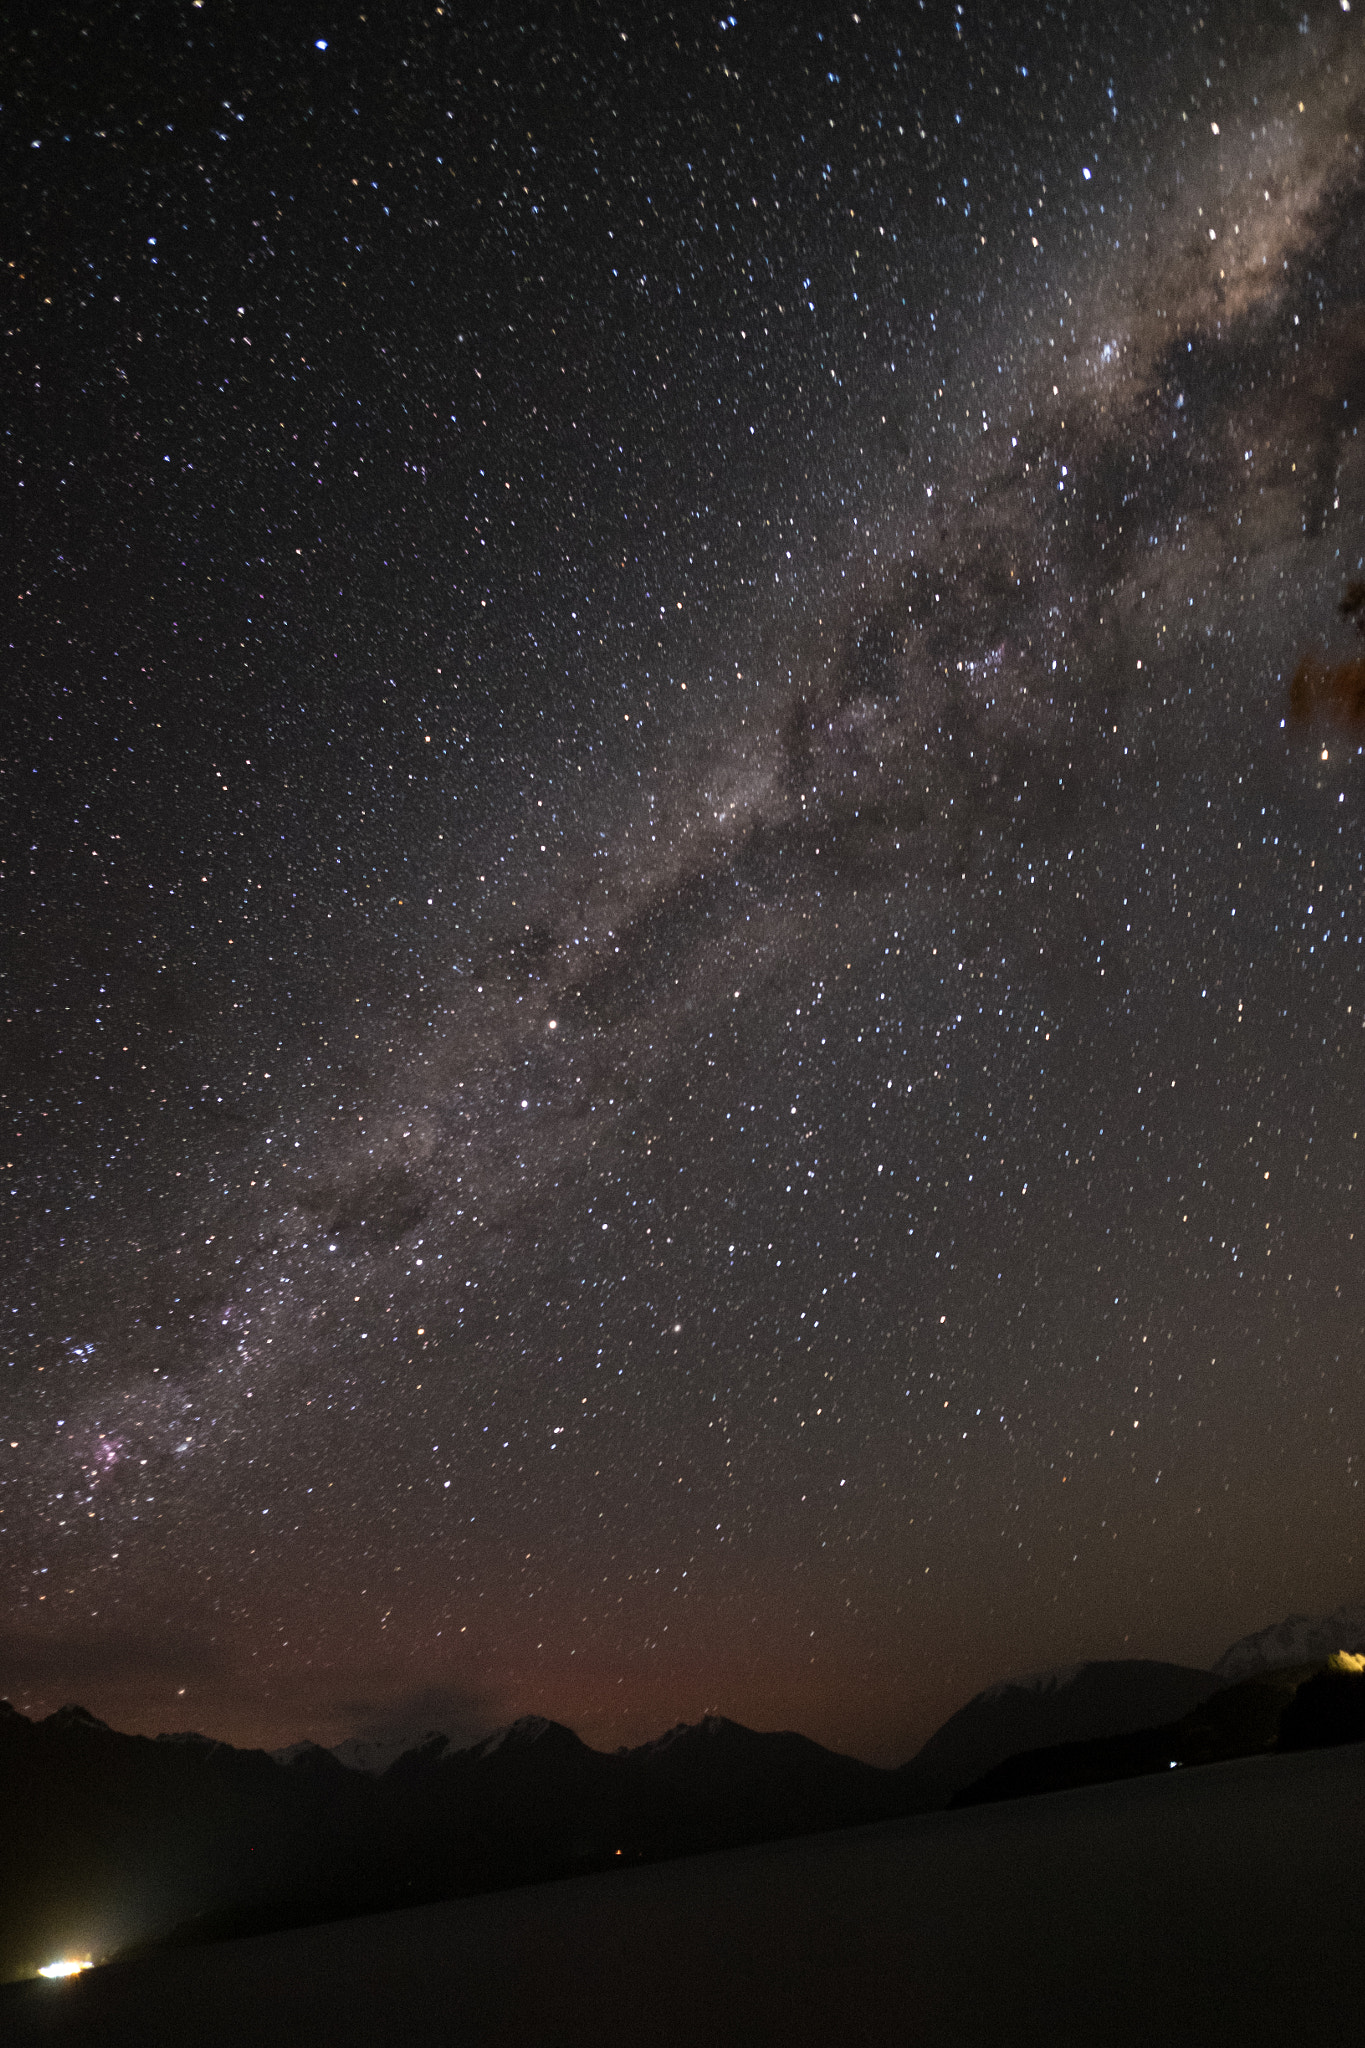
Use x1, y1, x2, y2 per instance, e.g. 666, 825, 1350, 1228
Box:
6, 1742, 1364, 2047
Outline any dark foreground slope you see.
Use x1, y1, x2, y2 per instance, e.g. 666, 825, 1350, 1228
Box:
5, 1742, 1363, 2048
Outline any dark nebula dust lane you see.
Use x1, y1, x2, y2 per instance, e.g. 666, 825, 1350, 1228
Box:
5, 1, 1365, 1764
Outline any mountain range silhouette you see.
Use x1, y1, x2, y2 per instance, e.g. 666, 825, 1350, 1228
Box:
4, 1598, 1363, 1983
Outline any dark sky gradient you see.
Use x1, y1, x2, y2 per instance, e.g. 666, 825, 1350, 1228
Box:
5, 0, 1365, 1766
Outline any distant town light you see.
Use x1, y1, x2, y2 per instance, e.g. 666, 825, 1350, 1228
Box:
39, 1960, 92, 1980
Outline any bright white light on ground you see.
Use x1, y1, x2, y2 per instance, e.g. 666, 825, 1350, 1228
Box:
38, 1960, 92, 1980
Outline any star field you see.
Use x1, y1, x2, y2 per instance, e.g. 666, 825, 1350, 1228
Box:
4, 0, 1365, 1764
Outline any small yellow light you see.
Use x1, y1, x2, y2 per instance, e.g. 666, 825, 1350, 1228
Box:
38, 1960, 92, 1980
1330, 1649, 1365, 1673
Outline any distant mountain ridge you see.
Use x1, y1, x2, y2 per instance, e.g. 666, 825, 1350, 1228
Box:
296, 1603, 1364, 1792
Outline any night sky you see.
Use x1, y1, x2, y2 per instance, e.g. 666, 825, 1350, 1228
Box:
6, 0, 1365, 1768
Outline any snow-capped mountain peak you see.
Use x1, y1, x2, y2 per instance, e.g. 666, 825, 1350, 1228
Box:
331, 1728, 455, 1775
1212, 1601, 1365, 1681
979, 1663, 1086, 1703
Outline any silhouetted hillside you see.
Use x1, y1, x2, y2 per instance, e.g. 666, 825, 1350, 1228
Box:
950, 1664, 1328, 1808
1278, 1662, 1365, 1749
0, 1701, 914, 1982
897, 1660, 1222, 1808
